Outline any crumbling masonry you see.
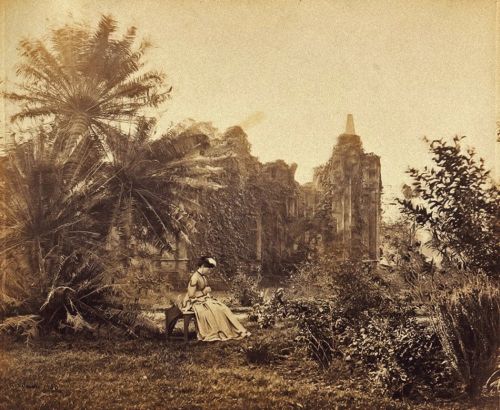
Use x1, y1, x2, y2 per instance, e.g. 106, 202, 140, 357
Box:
158, 115, 382, 283
301, 115, 382, 261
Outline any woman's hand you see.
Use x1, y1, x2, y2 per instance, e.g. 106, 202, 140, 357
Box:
203, 286, 212, 296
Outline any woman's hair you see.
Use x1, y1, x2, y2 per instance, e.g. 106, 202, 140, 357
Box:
197, 256, 217, 268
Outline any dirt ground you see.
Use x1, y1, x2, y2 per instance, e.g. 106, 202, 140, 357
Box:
0, 321, 498, 410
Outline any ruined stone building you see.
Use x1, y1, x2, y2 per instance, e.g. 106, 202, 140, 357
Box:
153, 115, 382, 286
152, 124, 303, 284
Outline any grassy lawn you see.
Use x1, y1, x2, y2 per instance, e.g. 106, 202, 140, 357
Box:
0, 322, 497, 410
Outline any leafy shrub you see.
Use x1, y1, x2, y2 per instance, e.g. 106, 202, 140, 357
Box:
243, 340, 274, 365
251, 289, 334, 366
290, 299, 335, 368
290, 256, 388, 319
399, 136, 499, 277
250, 288, 287, 328
228, 271, 263, 307
253, 288, 457, 399
335, 311, 456, 399
379, 217, 435, 286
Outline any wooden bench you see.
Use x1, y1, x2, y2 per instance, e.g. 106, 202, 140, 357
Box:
165, 307, 197, 342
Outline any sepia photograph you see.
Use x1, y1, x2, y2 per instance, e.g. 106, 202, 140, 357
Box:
0, 0, 499, 409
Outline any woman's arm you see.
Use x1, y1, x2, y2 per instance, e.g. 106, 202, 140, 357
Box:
187, 275, 198, 299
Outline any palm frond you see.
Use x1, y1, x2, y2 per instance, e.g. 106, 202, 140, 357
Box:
7, 15, 169, 153
151, 132, 210, 162
0, 315, 41, 341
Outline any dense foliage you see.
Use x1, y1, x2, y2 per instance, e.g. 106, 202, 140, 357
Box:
399, 137, 499, 277
0, 16, 221, 335
227, 272, 263, 307
396, 137, 500, 397
189, 126, 305, 277
379, 217, 434, 285
289, 257, 387, 317
252, 287, 457, 400
251, 256, 468, 399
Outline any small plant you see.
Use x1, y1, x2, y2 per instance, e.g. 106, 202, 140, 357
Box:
251, 288, 287, 328
243, 340, 274, 365
242, 325, 298, 366
228, 271, 263, 307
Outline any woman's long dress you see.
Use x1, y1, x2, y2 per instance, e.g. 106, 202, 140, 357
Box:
182, 271, 250, 342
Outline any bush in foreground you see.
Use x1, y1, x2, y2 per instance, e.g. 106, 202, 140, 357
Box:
253, 278, 458, 399
421, 274, 500, 398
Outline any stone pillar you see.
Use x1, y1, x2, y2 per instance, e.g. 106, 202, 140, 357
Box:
369, 190, 379, 260
329, 115, 381, 261
255, 211, 262, 262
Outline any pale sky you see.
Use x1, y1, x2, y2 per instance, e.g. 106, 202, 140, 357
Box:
1, 0, 498, 204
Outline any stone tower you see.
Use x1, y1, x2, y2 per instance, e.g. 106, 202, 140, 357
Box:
320, 115, 382, 261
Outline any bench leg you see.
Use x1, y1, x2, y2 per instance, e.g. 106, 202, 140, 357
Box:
165, 306, 182, 342
166, 317, 180, 342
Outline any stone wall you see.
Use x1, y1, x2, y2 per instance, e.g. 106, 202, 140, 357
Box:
158, 123, 305, 285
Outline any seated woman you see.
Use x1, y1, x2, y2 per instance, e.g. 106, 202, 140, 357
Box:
182, 256, 250, 342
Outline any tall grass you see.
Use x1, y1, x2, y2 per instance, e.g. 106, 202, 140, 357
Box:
423, 274, 500, 398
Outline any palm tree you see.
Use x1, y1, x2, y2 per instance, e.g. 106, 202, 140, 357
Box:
0, 17, 224, 337
0, 129, 111, 323
0, 119, 226, 334
102, 117, 226, 263
5, 15, 169, 156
